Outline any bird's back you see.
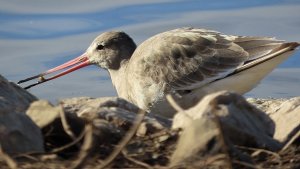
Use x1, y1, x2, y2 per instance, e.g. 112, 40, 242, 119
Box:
124, 27, 298, 115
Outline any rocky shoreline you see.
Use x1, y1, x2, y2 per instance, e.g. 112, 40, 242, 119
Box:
0, 74, 299, 169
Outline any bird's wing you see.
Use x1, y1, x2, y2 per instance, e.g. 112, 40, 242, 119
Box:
232, 36, 284, 61
131, 27, 251, 90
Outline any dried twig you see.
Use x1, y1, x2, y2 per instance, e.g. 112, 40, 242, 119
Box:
0, 145, 18, 169
232, 160, 262, 169
166, 94, 193, 121
70, 124, 94, 169
12, 149, 47, 158
50, 125, 87, 154
235, 145, 281, 166
121, 150, 152, 169
13, 153, 39, 161
43, 126, 54, 137
144, 128, 179, 140
188, 154, 229, 168
204, 154, 229, 166
96, 109, 147, 169
166, 94, 184, 112
58, 105, 77, 141
281, 129, 300, 152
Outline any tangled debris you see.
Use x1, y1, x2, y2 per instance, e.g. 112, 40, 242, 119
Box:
0, 74, 299, 169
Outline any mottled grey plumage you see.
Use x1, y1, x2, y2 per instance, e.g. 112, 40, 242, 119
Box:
131, 28, 249, 91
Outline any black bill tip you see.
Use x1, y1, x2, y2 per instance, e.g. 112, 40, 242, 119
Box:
17, 74, 44, 84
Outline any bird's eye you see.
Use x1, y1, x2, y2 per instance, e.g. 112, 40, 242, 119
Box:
96, 44, 105, 50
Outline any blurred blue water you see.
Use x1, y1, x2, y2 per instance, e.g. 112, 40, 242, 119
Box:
0, 0, 294, 40
0, 0, 299, 101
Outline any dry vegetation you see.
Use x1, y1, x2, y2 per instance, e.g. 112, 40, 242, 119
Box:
0, 102, 299, 169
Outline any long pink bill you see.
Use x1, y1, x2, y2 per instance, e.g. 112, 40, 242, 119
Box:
18, 54, 90, 89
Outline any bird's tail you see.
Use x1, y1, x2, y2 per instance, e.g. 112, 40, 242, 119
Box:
233, 36, 287, 61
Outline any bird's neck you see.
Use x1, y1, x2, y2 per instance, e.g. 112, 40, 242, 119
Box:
108, 61, 130, 100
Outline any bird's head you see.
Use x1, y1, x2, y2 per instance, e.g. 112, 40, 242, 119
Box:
17, 31, 136, 89
87, 31, 136, 69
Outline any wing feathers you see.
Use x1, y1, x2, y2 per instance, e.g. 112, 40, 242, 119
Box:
233, 36, 284, 60
131, 28, 295, 92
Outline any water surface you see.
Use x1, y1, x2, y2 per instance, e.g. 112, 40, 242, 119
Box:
0, 0, 299, 102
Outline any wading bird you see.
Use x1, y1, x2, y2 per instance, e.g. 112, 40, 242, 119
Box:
18, 28, 299, 117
